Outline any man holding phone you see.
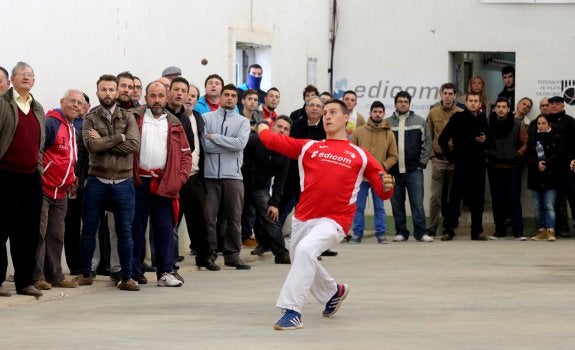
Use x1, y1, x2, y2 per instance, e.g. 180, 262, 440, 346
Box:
438, 92, 490, 241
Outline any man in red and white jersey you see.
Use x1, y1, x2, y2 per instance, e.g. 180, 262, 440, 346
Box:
258, 99, 394, 330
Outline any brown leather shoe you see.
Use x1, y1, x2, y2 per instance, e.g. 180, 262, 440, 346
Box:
117, 278, 140, 291
73, 275, 94, 286
53, 279, 79, 288
34, 280, 52, 290
0, 285, 11, 297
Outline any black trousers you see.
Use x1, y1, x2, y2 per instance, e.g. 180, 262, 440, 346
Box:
0, 170, 43, 291
178, 174, 213, 265
64, 188, 83, 274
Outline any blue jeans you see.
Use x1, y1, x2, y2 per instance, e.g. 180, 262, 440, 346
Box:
80, 176, 135, 280
390, 169, 427, 239
352, 181, 386, 238
133, 178, 174, 279
531, 189, 557, 229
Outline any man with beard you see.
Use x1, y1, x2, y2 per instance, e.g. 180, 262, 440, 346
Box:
486, 97, 528, 240
75, 74, 141, 291
131, 81, 191, 287
350, 101, 397, 244
116, 71, 135, 109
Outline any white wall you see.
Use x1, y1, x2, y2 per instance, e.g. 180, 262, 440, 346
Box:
333, 0, 575, 217
1, 0, 331, 115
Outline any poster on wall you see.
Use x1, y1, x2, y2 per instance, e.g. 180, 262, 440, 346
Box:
536, 79, 575, 105
333, 71, 443, 117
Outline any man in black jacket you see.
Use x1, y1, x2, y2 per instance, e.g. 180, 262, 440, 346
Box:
244, 116, 292, 264
167, 77, 220, 271
439, 92, 490, 241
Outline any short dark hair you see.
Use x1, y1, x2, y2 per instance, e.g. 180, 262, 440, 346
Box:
466, 92, 481, 101
501, 65, 515, 76
370, 101, 385, 112
248, 64, 262, 73
275, 115, 292, 126
440, 83, 456, 93
394, 91, 412, 104
518, 96, 533, 107
0, 66, 8, 80
302, 85, 319, 99
83, 93, 90, 105
116, 71, 134, 84
133, 76, 141, 82
97, 74, 118, 88
495, 97, 510, 107
221, 83, 238, 95
204, 74, 224, 88
343, 90, 357, 99
267, 87, 280, 96
170, 76, 190, 89
325, 99, 349, 115
242, 89, 258, 99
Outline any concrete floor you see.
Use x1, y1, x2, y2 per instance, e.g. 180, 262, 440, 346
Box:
1, 234, 574, 350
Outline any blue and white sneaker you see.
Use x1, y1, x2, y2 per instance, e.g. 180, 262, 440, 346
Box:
322, 283, 349, 317
274, 309, 303, 330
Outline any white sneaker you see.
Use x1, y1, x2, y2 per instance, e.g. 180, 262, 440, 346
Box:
489, 236, 504, 240
157, 273, 183, 287
393, 235, 406, 242
418, 234, 434, 242
514, 236, 527, 241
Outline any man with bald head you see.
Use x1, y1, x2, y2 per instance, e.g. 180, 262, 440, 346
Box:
539, 97, 550, 115
33, 89, 86, 291
131, 81, 192, 287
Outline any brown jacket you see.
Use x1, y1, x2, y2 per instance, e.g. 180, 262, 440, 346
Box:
351, 118, 398, 171
427, 103, 463, 159
82, 105, 140, 180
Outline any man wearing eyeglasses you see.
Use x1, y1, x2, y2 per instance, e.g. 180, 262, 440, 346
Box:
131, 76, 143, 107
0, 62, 46, 297
33, 89, 86, 291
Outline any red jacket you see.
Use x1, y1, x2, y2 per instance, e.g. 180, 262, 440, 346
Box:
42, 109, 77, 200
132, 106, 192, 199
